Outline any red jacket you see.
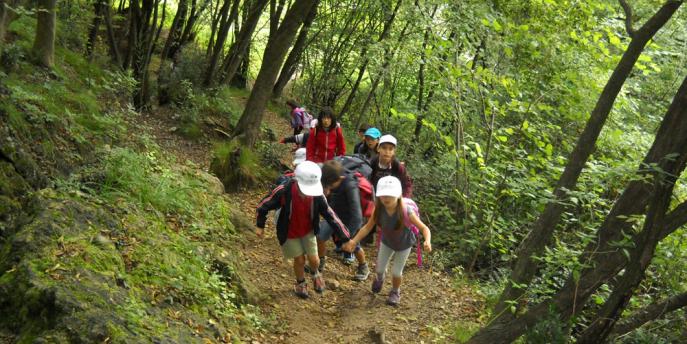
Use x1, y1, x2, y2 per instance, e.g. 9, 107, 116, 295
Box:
306, 126, 346, 163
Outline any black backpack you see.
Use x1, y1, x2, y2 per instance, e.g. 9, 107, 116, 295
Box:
333, 154, 372, 180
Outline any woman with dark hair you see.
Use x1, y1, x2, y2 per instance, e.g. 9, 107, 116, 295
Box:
305, 107, 346, 163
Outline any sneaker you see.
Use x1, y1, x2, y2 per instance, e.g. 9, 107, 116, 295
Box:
318, 258, 326, 272
294, 281, 309, 299
342, 252, 355, 266
354, 264, 370, 281
312, 274, 325, 294
371, 276, 384, 294
387, 289, 400, 306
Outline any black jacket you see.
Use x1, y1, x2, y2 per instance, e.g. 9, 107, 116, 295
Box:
327, 172, 364, 232
370, 156, 413, 198
256, 179, 351, 245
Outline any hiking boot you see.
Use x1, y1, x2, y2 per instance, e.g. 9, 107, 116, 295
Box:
371, 276, 384, 294
387, 289, 401, 306
312, 274, 325, 294
294, 281, 309, 299
354, 264, 370, 281
342, 252, 355, 266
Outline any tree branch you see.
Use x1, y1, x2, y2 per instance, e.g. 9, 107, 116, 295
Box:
610, 291, 687, 338
619, 0, 635, 37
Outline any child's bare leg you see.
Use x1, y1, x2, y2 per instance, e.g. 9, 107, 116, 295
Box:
317, 239, 327, 258
293, 255, 306, 280
354, 247, 367, 265
392, 276, 402, 290
306, 254, 320, 273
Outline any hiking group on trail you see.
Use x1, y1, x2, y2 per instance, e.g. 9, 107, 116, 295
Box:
255, 101, 431, 307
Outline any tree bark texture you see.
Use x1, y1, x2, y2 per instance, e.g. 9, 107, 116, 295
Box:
488, 0, 683, 326
203, 0, 238, 86
32, 0, 57, 68
338, 0, 402, 120
218, 0, 270, 84
272, 0, 319, 99
161, 0, 188, 59
610, 291, 687, 339
468, 66, 687, 344
233, 0, 317, 147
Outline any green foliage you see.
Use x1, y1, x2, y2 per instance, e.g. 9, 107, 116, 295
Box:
210, 141, 278, 192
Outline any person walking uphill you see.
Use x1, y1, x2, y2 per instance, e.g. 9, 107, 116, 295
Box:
369, 135, 413, 198
255, 161, 352, 299
317, 160, 370, 281
343, 176, 432, 306
286, 100, 311, 135
306, 107, 346, 164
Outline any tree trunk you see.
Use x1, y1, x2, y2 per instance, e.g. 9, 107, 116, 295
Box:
32, 0, 58, 68
86, 0, 106, 59
355, 19, 410, 129
179, 0, 209, 46
267, 0, 286, 44
233, 0, 317, 147
205, 0, 221, 57
487, 0, 683, 326
609, 292, 687, 339
161, 0, 188, 59
467, 67, 687, 344
131, 0, 167, 109
338, 0, 402, 119
103, 2, 123, 68
1, 1, 20, 52
217, 0, 269, 85
202, 0, 238, 86
272, 0, 319, 99
576, 71, 687, 343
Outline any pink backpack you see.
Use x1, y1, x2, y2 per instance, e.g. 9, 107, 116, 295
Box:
376, 198, 425, 267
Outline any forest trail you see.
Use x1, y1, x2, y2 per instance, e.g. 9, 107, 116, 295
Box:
134, 100, 484, 343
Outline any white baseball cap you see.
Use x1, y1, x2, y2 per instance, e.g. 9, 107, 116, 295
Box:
375, 176, 402, 198
293, 148, 306, 165
294, 161, 323, 196
378, 135, 397, 147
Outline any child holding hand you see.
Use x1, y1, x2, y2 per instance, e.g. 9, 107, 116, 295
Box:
256, 161, 351, 299
343, 176, 431, 306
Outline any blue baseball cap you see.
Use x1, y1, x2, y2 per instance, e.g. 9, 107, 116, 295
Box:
364, 127, 381, 139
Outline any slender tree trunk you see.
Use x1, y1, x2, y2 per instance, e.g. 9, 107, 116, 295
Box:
487, 0, 683, 326
272, 0, 319, 99
205, 0, 221, 57
1, 1, 21, 49
217, 0, 269, 85
131, 0, 166, 109
86, 0, 106, 59
339, 0, 402, 119
267, 0, 286, 44
233, 0, 317, 147
161, 0, 188, 59
103, 2, 123, 68
32, 0, 57, 68
355, 20, 410, 129
202, 0, 240, 86
609, 291, 687, 339
467, 68, 687, 344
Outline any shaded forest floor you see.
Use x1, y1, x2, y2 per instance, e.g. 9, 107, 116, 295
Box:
134, 98, 485, 343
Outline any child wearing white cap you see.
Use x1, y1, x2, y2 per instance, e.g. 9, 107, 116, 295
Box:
256, 161, 352, 299
343, 176, 431, 306
369, 135, 413, 198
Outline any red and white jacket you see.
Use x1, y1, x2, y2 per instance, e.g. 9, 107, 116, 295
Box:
306, 126, 346, 163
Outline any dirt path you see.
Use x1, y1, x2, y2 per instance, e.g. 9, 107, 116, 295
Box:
136, 101, 484, 343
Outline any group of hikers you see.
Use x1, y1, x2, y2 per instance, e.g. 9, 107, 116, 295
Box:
255, 100, 432, 307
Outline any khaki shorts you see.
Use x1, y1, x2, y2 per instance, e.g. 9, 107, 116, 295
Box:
281, 231, 318, 259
